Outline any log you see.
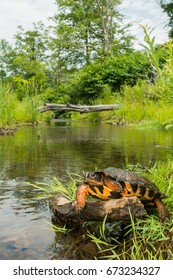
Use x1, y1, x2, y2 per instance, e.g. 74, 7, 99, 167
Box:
49, 196, 146, 227
39, 103, 120, 114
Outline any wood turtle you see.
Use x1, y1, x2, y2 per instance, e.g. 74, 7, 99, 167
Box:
76, 167, 170, 221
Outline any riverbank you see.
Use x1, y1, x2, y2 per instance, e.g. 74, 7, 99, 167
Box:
1, 101, 173, 135
1, 81, 173, 132
0, 83, 53, 134
71, 101, 173, 130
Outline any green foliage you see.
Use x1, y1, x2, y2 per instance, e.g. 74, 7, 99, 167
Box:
86, 215, 173, 260
112, 216, 172, 260
10, 61, 48, 97
11, 76, 27, 100
0, 39, 13, 79
30, 173, 83, 201
47, 222, 71, 235
0, 83, 17, 127
111, 81, 173, 126
2, 23, 49, 98
52, 0, 133, 68
139, 25, 173, 102
0, 82, 43, 127
69, 52, 151, 103
15, 95, 41, 124
1, 5, 173, 129
139, 25, 163, 78
159, 0, 173, 38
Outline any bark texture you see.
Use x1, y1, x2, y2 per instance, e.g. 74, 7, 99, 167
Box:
49, 196, 146, 227
39, 103, 120, 114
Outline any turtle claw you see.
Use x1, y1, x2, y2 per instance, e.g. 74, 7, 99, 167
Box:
76, 206, 85, 213
73, 200, 85, 213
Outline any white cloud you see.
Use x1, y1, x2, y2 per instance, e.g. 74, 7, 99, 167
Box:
0, 0, 170, 49
0, 0, 55, 43
121, 0, 169, 48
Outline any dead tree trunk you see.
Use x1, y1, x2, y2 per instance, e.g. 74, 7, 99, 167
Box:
49, 196, 146, 227
39, 103, 120, 114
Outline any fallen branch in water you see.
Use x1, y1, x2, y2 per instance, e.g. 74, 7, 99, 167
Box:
39, 103, 120, 114
49, 196, 146, 227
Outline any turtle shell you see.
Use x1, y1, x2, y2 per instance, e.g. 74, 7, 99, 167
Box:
102, 167, 166, 200
84, 167, 166, 201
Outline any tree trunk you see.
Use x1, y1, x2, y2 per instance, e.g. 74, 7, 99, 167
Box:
49, 196, 146, 227
39, 103, 120, 113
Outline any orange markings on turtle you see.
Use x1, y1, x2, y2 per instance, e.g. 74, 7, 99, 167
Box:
75, 167, 170, 222
76, 184, 89, 210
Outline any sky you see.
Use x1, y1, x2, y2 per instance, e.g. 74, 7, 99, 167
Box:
0, 0, 170, 49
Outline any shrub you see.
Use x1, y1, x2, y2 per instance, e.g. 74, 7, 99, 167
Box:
69, 52, 152, 104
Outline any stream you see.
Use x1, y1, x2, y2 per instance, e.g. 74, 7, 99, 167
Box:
0, 122, 173, 259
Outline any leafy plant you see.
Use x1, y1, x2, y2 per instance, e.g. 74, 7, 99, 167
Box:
69, 52, 151, 104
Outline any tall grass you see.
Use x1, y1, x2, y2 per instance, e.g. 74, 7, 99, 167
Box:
115, 81, 173, 128
0, 82, 48, 128
71, 86, 173, 128
70, 77, 173, 128
0, 83, 17, 127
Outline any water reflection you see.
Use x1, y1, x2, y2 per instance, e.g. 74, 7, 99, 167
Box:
0, 123, 173, 259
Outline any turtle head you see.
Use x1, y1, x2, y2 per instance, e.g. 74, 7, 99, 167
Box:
84, 171, 104, 185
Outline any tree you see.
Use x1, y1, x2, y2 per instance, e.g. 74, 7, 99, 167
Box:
5, 22, 49, 97
14, 22, 47, 61
0, 39, 13, 80
51, 0, 133, 69
68, 51, 152, 103
159, 0, 173, 38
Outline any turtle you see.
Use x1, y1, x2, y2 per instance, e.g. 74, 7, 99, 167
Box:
76, 167, 170, 221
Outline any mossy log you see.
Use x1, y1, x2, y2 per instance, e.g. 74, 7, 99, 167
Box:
49, 196, 146, 227
39, 103, 120, 114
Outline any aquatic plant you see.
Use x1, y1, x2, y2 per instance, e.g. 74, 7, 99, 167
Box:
30, 173, 82, 201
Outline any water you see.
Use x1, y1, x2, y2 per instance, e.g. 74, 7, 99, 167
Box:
0, 122, 173, 259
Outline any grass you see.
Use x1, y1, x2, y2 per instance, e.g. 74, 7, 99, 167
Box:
0, 83, 17, 128
30, 172, 83, 201
0, 82, 53, 129
31, 157, 173, 260
70, 79, 173, 129
91, 214, 173, 260
1, 78, 173, 130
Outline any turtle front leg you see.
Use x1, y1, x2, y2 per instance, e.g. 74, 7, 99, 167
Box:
76, 183, 89, 211
154, 198, 170, 222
